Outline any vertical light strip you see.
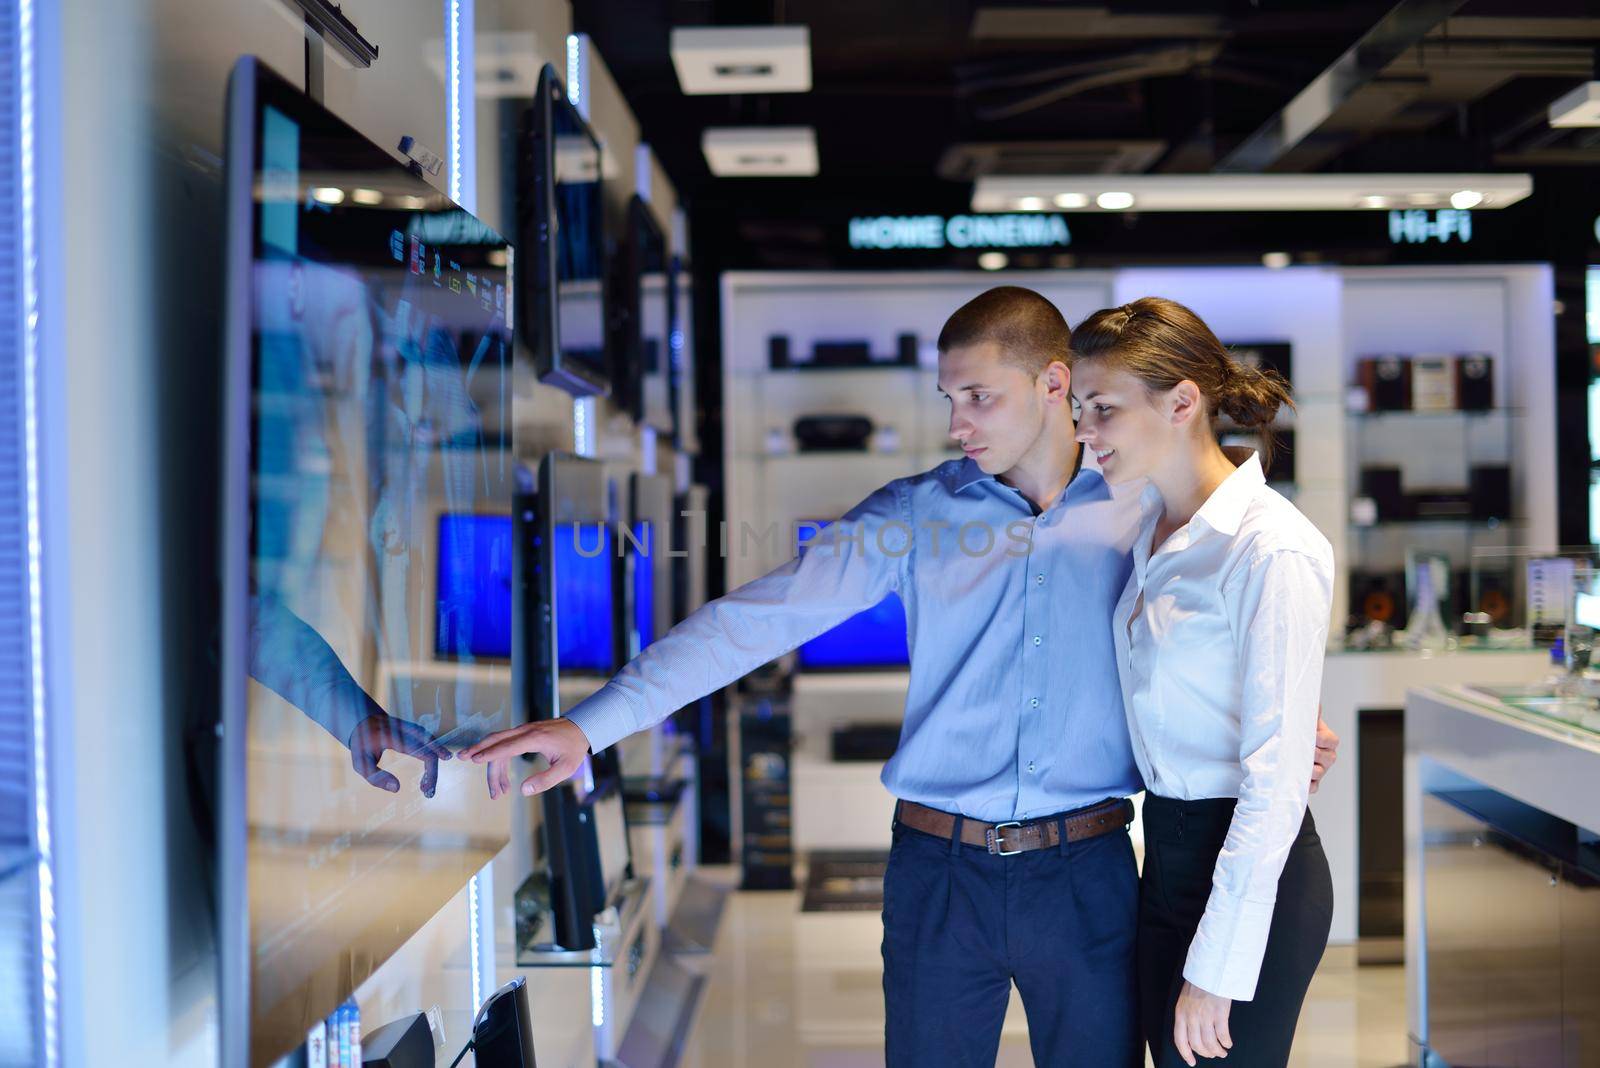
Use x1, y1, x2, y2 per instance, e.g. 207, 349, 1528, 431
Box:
565, 34, 582, 112
446, 0, 462, 204
573, 396, 595, 457
467, 876, 483, 1012
18, 0, 58, 1061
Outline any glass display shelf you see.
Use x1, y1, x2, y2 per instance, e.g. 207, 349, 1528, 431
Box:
1463, 684, 1600, 743
1352, 517, 1523, 531
515, 875, 652, 970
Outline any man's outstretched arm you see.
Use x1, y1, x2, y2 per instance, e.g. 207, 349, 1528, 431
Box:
463, 483, 910, 798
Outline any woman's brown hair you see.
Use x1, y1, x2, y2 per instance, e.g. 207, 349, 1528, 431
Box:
1070, 296, 1294, 470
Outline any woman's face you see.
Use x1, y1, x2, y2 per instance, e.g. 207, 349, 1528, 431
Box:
1071, 361, 1176, 485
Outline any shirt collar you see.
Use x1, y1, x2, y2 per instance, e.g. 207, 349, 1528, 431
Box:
951, 454, 1109, 507
1191, 451, 1265, 537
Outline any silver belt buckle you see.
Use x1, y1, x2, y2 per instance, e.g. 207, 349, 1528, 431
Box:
987, 820, 1025, 856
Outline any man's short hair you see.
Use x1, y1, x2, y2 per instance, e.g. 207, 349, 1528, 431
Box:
936, 286, 1072, 378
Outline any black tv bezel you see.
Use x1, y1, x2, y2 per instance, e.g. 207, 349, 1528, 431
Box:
519, 65, 610, 398
220, 55, 515, 1068
619, 195, 673, 430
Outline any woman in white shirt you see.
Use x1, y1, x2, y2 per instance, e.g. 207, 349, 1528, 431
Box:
1069, 297, 1335, 1068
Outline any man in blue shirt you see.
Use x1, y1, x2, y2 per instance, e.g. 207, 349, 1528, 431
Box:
464, 286, 1337, 1066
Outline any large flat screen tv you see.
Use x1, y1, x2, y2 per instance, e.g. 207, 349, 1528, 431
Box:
529, 454, 625, 948
519, 65, 608, 396
220, 56, 515, 1067
794, 520, 911, 670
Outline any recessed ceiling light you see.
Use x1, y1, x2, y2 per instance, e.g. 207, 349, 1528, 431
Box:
1450, 190, 1484, 210
1359, 195, 1390, 209
1262, 251, 1291, 269
1097, 191, 1135, 210
396, 195, 430, 209
1054, 193, 1088, 209
1406, 193, 1440, 206
671, 26, 812, 95
1017, 196, 1045, 211
702, 127, 819, 176
310, 187, 346, 205
350, 188, 384, 206
978, 251, 1009, 271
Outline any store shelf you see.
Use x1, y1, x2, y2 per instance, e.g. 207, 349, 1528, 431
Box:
1348, 408, 1519, 420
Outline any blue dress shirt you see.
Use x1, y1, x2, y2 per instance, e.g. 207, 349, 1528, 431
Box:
566, 457, 1146, 823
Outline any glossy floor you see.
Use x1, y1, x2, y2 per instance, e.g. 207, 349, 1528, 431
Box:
673, 871, 1409, 1068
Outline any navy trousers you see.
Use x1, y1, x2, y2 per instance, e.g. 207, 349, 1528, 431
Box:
880, 804, 1142, 1068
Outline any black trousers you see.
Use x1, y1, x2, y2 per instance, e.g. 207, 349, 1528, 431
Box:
1137, 795, 1333, 1068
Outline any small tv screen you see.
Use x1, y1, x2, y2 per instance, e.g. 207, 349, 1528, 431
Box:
555, 522, 614, 673
632, 521, 655, 651
795, 520, 911, 670
435, 513, 513, 660
519, 66, 608, 396
221, 57, 514, 1067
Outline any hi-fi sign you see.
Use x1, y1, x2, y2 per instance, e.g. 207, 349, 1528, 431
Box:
1389, 209, 1472, 244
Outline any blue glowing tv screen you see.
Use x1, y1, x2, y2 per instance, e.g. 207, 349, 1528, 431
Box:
555, 523, 614, 673
633, 521, 655, 651
795, 520, 910, 669
435, 513, 513, 659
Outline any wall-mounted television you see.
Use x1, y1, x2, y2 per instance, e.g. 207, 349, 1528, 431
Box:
621, 196, 673, 430
518, 65, 608, 396
220, 56, 515, 1067
794, 520, 911, 670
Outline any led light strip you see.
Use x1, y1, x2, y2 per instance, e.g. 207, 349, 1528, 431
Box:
18, 0, 59, 1062
447, 0, 461, 202
566, 34, 582, 111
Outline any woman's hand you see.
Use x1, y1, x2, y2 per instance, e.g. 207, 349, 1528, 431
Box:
1173, 980, 1232, 1065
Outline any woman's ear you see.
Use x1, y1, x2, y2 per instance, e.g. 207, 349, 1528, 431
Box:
1167, 380, 1203, 427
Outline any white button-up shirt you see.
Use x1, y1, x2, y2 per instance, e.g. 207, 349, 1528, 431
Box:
1113, 453, 1334, 1002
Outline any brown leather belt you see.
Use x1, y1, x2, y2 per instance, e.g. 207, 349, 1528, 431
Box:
895, 797, 1134, 856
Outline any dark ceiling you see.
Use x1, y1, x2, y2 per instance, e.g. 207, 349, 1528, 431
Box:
574, 0, 1600, 209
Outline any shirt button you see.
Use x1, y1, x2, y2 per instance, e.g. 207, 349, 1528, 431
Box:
1030, 698, 1039, 708
1028, 761, 1036, 773
1033, 635, 1041, 646
1036, 574, 1045, 584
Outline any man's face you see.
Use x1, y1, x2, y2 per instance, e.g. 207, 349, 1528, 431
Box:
937, 341, 1051, 477
1070, 360, 1173, 485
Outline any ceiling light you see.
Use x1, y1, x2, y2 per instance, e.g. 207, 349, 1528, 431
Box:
310, 187, 346, 205
973, 174, 1531, 213
1549, 81, 1600, 128
1017, 196, 1045, 211
396, 195, 430, 209
350, 188, 384, 206
1450, 189, 1484, 210
1262, 251, 1291, 269
671, 26, 811, 95
978, 252, 1009, 270
702, 127, 819, 177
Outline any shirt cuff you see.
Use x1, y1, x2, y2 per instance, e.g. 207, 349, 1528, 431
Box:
1181, 890, 1276, 1002
563, 684, 639, 755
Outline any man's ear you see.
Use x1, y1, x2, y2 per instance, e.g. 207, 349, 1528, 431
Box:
1042, 360, 1072, 405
